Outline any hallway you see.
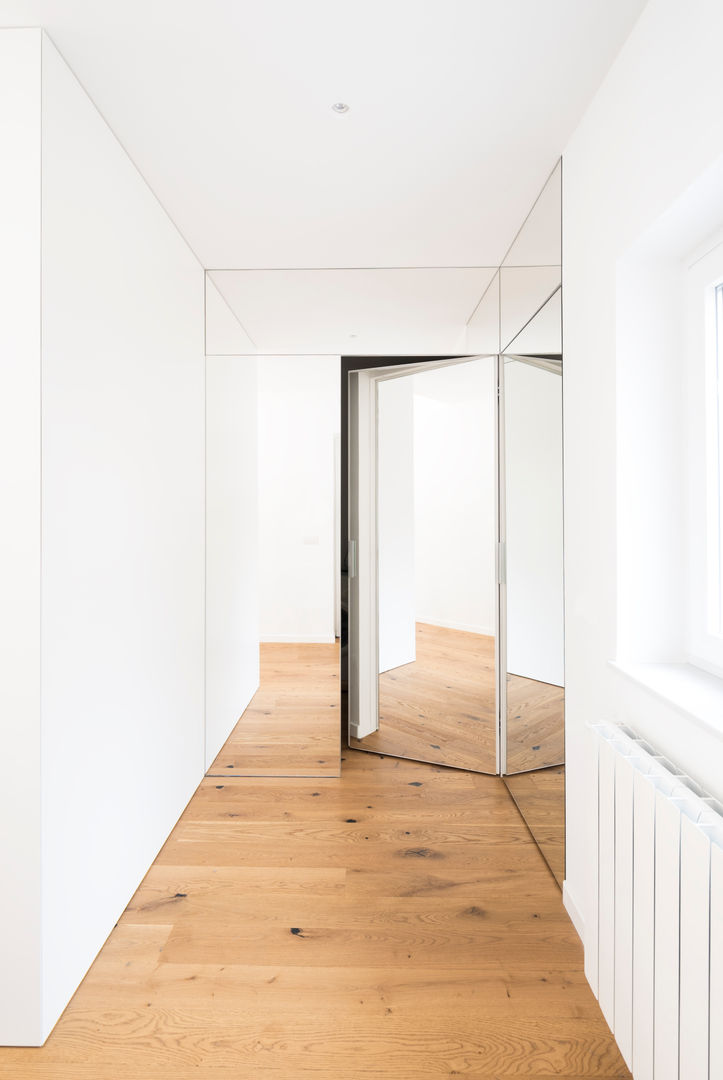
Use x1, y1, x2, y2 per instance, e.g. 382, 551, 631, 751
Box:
0, 673, 628, 1077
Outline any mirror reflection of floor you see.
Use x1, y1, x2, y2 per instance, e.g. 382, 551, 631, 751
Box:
350, 622, 497, 773
504, 765, 565, 887
505, 675, 564, 773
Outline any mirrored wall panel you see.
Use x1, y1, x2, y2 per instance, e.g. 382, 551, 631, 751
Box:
506, 287, 561, 356
500, 268, 561, 352
503, 355, 564, 773
500, 158, 561, 353
504, 159, 561, 267
499, 159, 564, 886
350, 357, 498, 773
502, 352, 564, 883
346, 159, 565, 882
466, 270, 500, 353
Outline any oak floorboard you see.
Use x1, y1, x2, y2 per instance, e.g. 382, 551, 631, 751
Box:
504, 766, 566, 886
351, 623, 497, 772
69, 962, 605, 1018
348, 626, 566, 884
505, 676, 565, 773
0, 650, 628, 1079
182, 776, 513, 823
2, 1014, 629, 1075
0, 1072, 632, 1080
207, 641, 341, 777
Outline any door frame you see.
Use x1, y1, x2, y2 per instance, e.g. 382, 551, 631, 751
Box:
499, 351, 563, 776
345, 354, 502, 768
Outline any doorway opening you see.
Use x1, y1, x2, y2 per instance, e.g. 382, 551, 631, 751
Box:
345, 355, 499, 773
342, 351, 565, 884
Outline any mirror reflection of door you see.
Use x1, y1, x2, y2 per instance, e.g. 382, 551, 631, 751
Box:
502, 354, 565, 884
349, 356, 498, 774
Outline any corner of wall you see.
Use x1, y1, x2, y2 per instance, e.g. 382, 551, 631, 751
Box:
562, 879, 586, 946
0, 25, 44, 1048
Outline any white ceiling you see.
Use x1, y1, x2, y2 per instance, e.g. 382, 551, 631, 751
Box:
1, 0, 646, 270
208, 267, 495, 354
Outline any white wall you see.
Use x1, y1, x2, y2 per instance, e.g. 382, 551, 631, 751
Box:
257, 355, 340, 643
413, 360, 497, 636
205, 356, 260, 767
0, 31, 207, 1044
205, 276, 257, 355
504, 360, 564, 686
0, 28, 43, 1047
377, 376, 416, 672
563, 0, 723, 984
40, 35, 206, 1038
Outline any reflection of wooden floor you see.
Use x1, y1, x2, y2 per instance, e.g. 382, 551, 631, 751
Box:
207, 642, 340, 778
504, 765, 565, 887
505, 674, 564, 773
350, 623, 497, 773
5, 750, 629, 1077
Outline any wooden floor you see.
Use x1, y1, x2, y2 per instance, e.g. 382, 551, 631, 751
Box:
506, 675, 565, 774
351, 623, 497, 772
208, 642, 340, 777
504, 765, 566, 887
0, 650, 625, 1078
0, 674, 627, 1078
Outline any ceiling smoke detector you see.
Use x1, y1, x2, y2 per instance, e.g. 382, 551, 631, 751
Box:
331, 102, 350, 114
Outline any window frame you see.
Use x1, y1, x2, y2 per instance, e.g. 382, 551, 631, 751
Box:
686, 237, 723, 675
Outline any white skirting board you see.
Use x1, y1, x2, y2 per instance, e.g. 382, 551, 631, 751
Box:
260, 634, 337, 644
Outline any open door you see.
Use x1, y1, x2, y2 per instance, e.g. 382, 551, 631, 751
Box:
347, 368, 379, 740
347, 355, 500, 773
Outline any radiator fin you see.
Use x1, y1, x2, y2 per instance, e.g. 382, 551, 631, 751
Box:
632, 770, 656, 1080
591, 723, 723, 1080
711, 841, 723, 1080
598, 736, 616, 1030
679, 814, 710, 1080
653, 789, 680, 1080
614, 753, 635, 1067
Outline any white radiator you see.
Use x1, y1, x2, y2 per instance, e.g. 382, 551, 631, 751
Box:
591, 723, 723, 1080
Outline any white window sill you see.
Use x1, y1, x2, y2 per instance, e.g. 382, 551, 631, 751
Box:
611, 660, 723, 741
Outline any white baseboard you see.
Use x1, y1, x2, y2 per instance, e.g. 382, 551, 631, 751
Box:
260, 634, 336, 644
416, 616, 495, 637
562, 880, 585, 946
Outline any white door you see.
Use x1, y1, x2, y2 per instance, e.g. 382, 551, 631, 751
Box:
347, 356, 501, 770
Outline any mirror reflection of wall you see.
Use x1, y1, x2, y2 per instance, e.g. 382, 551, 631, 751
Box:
347, 160, 566, 881
500, 269, 561, 352
504, 358, 564, 773
499, 158, 561, 354
503, 159, 561, 267
503, 355, 564, 885
466, 271, 500, 353
505, 287, 561, 356
350, 357, 498, 773
491, 158, 565, 888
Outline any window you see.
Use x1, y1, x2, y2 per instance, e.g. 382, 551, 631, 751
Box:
709, 281, 723, 635
687, 239, 723, 674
